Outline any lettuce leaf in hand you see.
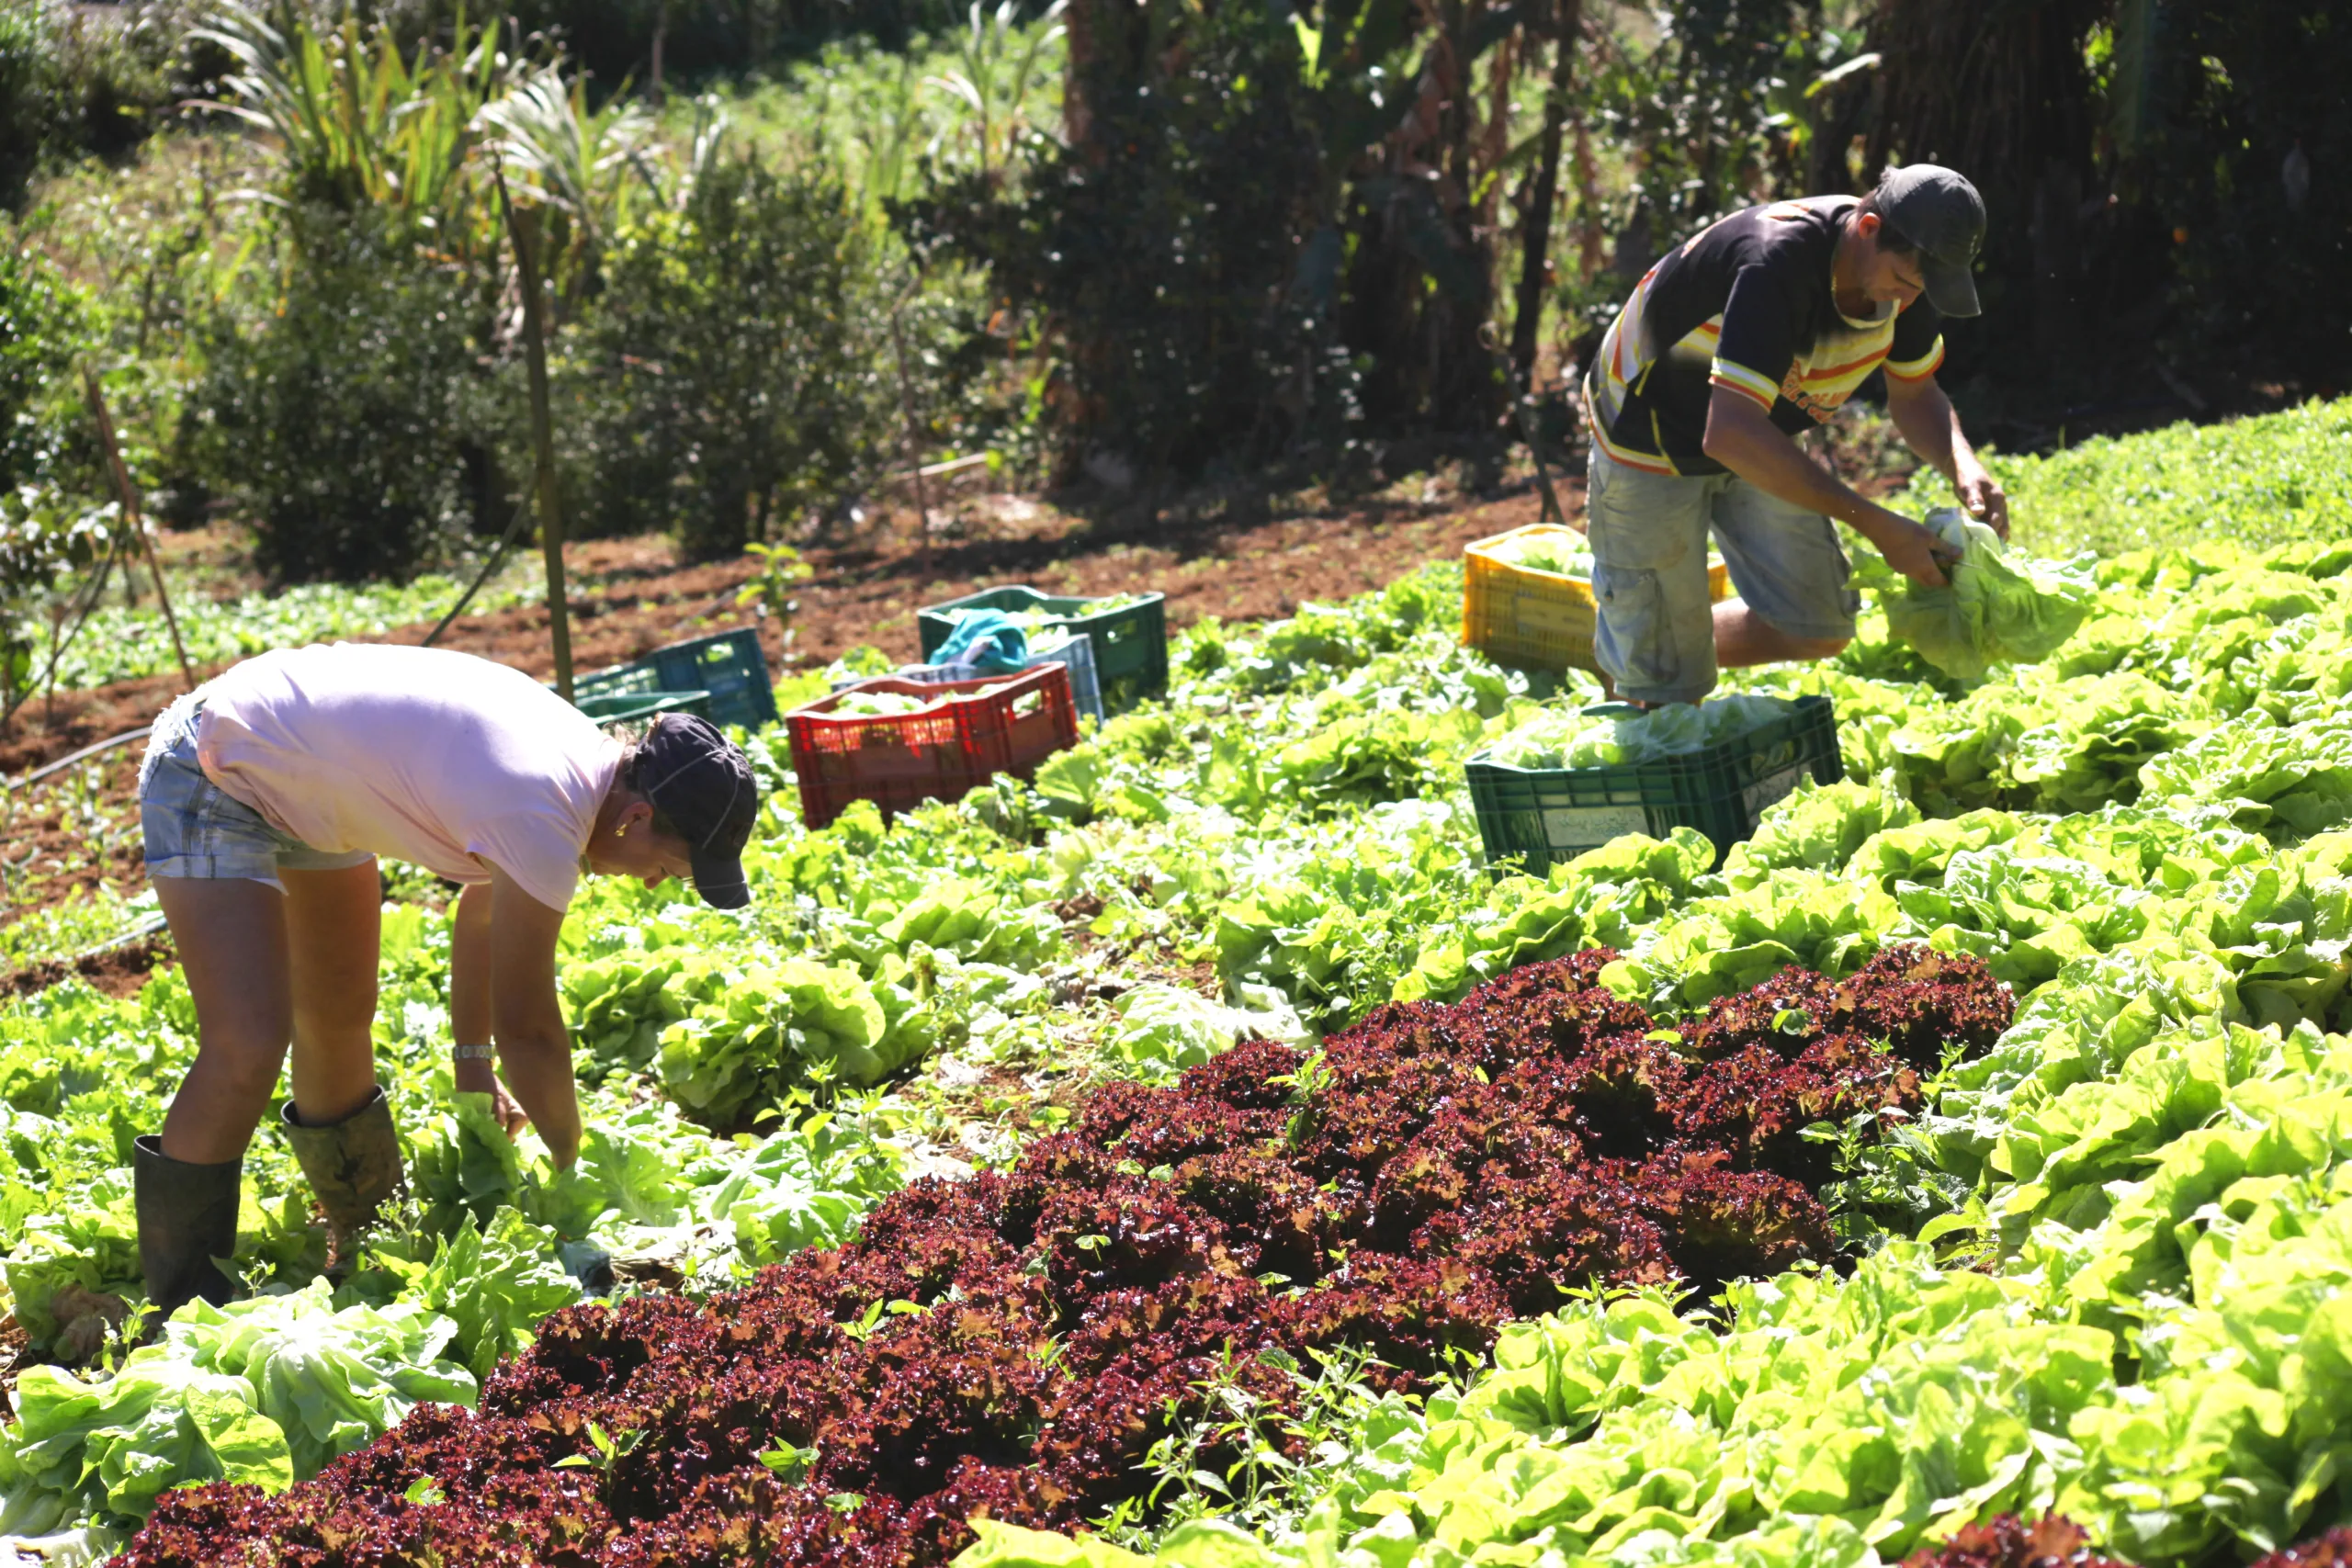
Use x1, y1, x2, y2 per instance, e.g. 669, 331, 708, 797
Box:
1857, 508, 2099, 681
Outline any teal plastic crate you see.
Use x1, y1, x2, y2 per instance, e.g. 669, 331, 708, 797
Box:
917, 587, 1168, 713
574, 689, 713, 728
1465, 695, 1842, 874
574, 628, 777, 730
641, 628, 778, 729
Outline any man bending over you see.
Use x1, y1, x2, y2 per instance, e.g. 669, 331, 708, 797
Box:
1581, 164, 2010, 705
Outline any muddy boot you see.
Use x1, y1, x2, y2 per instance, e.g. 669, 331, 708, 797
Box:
134, 1135, 243, 1330
280, 1085, 404, 1279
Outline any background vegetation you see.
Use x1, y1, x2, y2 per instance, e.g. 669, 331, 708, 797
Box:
0, 0, 2341, 680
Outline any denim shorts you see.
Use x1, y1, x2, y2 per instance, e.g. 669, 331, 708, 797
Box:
1584, 445, 1863, 705
139, 694, 373, 891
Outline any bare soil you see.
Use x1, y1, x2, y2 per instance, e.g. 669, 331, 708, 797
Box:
0, 480, 1571, 966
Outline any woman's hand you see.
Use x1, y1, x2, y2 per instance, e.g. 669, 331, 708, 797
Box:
454, 1055, 531, 1139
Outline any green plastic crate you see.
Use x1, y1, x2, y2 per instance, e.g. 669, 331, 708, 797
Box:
574, 689, 713, 728
917, 587, 1168, 713
1465, 695, 1842, 874
637, 628, 779, 729
565, 630, 778, 731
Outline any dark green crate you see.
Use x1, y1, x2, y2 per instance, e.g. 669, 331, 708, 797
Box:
565, 630, 778, 731
917, 587, 1168, 713
638, 628, 779, 729
574, 688, 714, 728
1465, 695, 1842, 874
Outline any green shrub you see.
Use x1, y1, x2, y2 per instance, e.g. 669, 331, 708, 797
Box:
0, 243, 89, 490
0, 0, 192, 209
905, 2, 1332, 481
564, 152, 899, 558
195, 202, 506, 584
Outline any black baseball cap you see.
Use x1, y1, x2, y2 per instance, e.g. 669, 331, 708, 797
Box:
632, 714, 759, 909
1875, 164, 1986, 318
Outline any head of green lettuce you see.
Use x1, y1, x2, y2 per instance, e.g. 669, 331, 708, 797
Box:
1852, 508, 2100, 682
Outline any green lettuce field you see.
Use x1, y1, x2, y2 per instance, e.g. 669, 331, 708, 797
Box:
3, 403, 2351, 1568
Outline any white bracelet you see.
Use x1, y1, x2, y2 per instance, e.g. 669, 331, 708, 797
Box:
452, 1043, 496, 1063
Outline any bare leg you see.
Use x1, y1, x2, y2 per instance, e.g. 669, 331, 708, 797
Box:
155, 877, 293, 1165
283, 860, 383, 1126
1713, 599, 1849, 669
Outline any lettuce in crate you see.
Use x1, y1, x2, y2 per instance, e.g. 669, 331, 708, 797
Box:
1486, 693, 1798, 770
1489, 529, 1596, 577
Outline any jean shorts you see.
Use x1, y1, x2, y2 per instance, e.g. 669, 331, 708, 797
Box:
139, 694, 373, 891
1584, 444, 1863, 705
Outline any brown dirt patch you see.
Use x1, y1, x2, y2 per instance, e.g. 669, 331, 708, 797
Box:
0, 930, 173, 999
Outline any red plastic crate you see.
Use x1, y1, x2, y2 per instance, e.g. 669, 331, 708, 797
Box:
786, 663, 1080, 829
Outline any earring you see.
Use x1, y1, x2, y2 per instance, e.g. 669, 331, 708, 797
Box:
616, 824, 628, 839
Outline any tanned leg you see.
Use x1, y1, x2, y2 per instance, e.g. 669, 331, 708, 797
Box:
1713, 599, 1849, 668
282, 860, 384, 1127
155, 877, 294, 1165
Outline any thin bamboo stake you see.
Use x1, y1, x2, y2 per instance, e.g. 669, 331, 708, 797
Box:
888, 288, 935, 580
499, 170, 575, 702
83, 369, 196, 691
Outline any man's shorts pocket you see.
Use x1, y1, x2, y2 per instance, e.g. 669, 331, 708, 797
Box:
1592, 564, 1679, 692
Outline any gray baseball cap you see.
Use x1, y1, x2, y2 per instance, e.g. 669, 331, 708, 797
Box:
1876, 164, 1986, 318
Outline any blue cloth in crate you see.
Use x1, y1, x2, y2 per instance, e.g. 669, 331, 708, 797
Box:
929, 609, 1031, 674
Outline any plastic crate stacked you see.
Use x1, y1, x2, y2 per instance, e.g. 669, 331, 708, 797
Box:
786, 662, 1081, 829
560, 627, 777, 731
1464, 525, 1732, 672
1466, 695, 1842, 874
831, 632, 1106, 724
918, 587, 1167, 713
568, 661, 715, 728
630, 628, 779, 729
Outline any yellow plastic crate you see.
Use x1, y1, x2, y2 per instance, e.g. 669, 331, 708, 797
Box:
1463, 525, 1732, 672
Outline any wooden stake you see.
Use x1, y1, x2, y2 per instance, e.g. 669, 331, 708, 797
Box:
888, 292, 935, 579
500, 172, 575, 703
83, 369, 196, 691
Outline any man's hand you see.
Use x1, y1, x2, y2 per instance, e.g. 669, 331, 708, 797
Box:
454, 1055, 531, 1139
1871, 513, 1960, 591
1954, 462, 2009, 540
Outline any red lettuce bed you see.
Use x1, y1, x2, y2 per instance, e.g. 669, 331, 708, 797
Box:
1902, 1516, 2352, 1568
121, 945, 2011, 1568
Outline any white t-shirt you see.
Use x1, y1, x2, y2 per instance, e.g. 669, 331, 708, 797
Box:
195, 643, 619, 912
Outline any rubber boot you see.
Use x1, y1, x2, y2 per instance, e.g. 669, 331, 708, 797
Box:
134, 1135, 243, 1327
280, 1085, 404, 1279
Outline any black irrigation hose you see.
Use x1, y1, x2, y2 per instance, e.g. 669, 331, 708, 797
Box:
422, 492, 536, 649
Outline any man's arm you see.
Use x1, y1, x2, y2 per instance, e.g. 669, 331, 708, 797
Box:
483, 866, 583, 1167
1883, 372, 2009, 538
1701, 387, 1955, 588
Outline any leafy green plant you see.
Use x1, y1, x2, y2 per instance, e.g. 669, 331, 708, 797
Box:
0, 0, 189, 209
0, 242, 89, 490
194, 198, 504, 583
565, 147, 900, 556
190, 2, 512, 245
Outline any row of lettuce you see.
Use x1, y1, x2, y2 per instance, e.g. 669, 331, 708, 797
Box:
6, 480, 2352, 1554
939, 545, 2352, 1562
